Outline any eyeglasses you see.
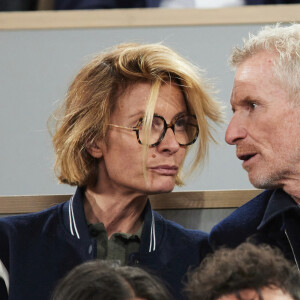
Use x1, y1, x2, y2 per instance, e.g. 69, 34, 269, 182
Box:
108, 114, 199, 147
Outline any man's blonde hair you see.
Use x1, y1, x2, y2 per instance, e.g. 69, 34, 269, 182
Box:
50, 43, 223, 187
230, 23, 300, 103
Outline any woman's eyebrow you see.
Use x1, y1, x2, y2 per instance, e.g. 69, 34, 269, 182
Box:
127, 110, 145, 119
172, 111, 188, 119
128, 110, 188, 120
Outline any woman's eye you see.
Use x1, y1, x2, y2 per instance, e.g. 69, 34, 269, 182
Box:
176, 119, 186, 128
135, 119, 143, 129
152, 118, 161, 127
175, 119, 189, 133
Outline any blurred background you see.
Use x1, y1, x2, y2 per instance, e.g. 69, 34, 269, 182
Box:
1, 0, 299, 11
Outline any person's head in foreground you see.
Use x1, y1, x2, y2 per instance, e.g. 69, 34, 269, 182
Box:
225, 23, 300, 198
51, 42, 223, 195
51, 260, 172, 300
185, 242, 300, 300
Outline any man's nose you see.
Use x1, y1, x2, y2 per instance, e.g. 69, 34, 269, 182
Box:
225, 114, 247, 145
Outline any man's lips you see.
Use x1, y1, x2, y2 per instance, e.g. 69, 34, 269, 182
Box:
150, 165, 178, 175
237, 152, 257, 161
236, 145, 258, 162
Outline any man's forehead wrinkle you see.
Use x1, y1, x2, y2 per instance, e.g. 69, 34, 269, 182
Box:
233, 79, 257, 89
231, 80, 257, 102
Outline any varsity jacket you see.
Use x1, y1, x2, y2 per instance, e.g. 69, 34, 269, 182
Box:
209, 189, 300, 269
0, 187, 210, 300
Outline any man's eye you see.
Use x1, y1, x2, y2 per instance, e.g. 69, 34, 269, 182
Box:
249, 103, 257, 110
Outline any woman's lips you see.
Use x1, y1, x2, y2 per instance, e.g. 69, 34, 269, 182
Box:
150, 165, 178, 175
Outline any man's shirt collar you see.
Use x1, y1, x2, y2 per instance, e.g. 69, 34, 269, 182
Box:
258, 189, 299, 230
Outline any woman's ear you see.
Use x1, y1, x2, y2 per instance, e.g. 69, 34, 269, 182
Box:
86, 141, 103, 158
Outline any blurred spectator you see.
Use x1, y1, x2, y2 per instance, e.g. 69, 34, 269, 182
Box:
245, 0, 299, 4
51, 260, 173, 300
194, 0, 244, 8
0, 0, 37, 11
159, 0, 195, 8
1, 0, 299, 11
55, 0, 245, 9
54, 0, 161, 10
184, 242, 300, 300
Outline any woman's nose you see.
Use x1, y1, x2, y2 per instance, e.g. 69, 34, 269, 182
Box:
157, 127, 180, 154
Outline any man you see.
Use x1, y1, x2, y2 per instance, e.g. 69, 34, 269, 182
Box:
185, 242, 300, 300
209, 23, 300, 269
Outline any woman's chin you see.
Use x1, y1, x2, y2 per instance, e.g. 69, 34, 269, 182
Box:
146, 181, 175, 195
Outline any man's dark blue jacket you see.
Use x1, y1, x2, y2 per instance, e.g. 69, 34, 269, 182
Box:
209, 189, 300, 269
0, 187, 210, 300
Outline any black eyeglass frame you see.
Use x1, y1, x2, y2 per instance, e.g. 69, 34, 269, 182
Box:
109, 114, 199, 148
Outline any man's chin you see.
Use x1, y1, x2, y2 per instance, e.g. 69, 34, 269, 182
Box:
248, 173, 280, 190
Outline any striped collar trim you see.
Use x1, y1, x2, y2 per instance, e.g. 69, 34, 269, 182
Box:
68, 196, 80, 239
0, 259, 9, 293
68, 192, 156, 252
149, 212, 156, 252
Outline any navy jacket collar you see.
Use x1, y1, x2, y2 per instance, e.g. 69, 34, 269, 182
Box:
62, 186, 159, 254
258, 189, 299, 230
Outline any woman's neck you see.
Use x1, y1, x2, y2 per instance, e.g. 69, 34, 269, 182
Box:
84, 187, 147, 238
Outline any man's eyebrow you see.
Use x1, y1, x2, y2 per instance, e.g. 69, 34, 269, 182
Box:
230, 96, 260, 112
233, 96, 260, 106
240, 96, 259, 103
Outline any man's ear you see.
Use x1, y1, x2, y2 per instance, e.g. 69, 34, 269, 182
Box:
86, 141, 103, 159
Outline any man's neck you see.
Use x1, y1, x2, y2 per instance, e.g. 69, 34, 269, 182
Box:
282, 180, 300, 205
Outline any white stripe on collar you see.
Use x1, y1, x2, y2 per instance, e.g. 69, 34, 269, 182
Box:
69, 195, 154, 247
0, 259, 9, 293
69, 196, 80, 239
149, 212, 156, 252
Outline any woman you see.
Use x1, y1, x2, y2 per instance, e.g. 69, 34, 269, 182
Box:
0, 43, 223, 300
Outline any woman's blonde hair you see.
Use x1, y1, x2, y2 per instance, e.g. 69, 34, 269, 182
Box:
50, 43, 223, 187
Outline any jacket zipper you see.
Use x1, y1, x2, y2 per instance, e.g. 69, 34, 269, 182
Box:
284, 228, 300, 272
